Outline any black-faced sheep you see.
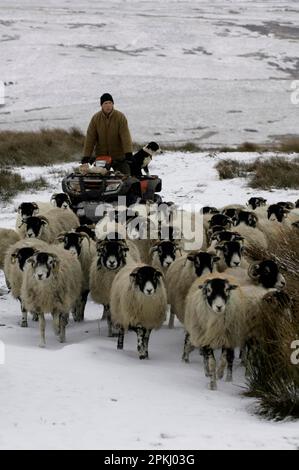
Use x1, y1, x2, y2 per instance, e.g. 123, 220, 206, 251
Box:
110, 265, 167, 359
89, 239, 140, 336
21, 247, 82, 347
183, 273, 245, 390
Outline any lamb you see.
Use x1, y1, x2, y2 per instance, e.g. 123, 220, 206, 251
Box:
89, 238, 140, 336
166, 251, 219, 325
4, 238, 49, 326
110, 264, 167, 359
183, 273, 245, 390
0, 228, 21, 270
20, 208, 79, 243
55, 231, 97, 321
21, 246, 82, 347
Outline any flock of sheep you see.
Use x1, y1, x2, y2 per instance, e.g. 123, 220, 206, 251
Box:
0, 193, 298, 390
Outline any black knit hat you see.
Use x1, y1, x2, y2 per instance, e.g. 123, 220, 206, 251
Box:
100, 93, 114, 105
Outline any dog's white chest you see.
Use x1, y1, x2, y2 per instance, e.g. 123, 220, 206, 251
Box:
142, 156, 152, 167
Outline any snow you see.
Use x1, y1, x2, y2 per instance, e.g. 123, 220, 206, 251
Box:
0, 151, 298, 450
1, 0, 299, 146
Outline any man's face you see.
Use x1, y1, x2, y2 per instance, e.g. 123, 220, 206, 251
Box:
101, 101, 114, 115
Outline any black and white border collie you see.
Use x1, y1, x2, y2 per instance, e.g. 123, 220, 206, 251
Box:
129, 142, 161, 177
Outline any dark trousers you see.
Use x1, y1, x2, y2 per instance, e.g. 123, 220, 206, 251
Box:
112, 159, 131, 176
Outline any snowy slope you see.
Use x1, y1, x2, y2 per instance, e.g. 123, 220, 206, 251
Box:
0, 0, 299, 146
0, 151, 298, 450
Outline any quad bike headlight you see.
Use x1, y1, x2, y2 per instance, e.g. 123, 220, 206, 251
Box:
105, 181, 121, 192
66, 177, 81, 193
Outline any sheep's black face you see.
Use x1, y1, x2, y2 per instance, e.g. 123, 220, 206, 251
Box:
267, 204, 288, 223
188, 252, 219, 277
248, 197, 267, 210
75, 225, 96, 241
25, 217, 46, 238
221, 208, 240, 225
236, 210, 258, 228
216, 241, 243, 268
199, 278, 237, 314
51, 193, 71, 209
18, 202, 38, 220
98, 240, 128, 270
31, 253, 57, 281
277, 201, 295, 210
212, 230, 243, 244
130, 266, 162, 296
209, 214, 232, 228
14, 247, 36, 271
156, 241, 177, 268
256, 260, 286, 290
62, 233, 82, 256
202, 206, 219, 215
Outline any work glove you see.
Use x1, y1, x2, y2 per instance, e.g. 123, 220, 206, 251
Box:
125, 152, 134, 164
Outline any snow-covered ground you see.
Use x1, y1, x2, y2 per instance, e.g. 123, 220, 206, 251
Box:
0, 151, 298, 450
1, 0, 299, 146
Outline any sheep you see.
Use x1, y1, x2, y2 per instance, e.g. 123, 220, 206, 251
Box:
19, 208, 79, 243
0, 228, 21, 270
110, 264, 168, 359
55, 231, 97, 321
247, 197, 267, 211
233, 210, 268, 251
150, 240, 183, 276
225, 259, 286, 289
50, 193, 72, 209
4, 238, 49, 326
257, 204, 290, 244
16, 201, 53, 230
214, 240, 248, 272
75, 225, 96, 241
21, 246, 82, 347
183, 273, 245, 390
16, 195, 73, 230
89, 238, 140, 336
208, 230, 244, 251
166, 251, 219, 325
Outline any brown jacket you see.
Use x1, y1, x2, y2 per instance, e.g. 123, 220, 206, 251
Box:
83, 109, 133, 161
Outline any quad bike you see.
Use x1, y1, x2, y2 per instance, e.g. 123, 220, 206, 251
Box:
62, 156, 162, 223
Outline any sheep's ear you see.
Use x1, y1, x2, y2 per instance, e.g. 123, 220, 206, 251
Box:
50, 194, 57, 205
10, 252, 18, 264
55, 232, 67, 242
17, 204, 22, 214
150, 244, 159, 255
49, 254, 60, 273
130, 268, 139, 279
26, 256, 36, 266
248, 263, 260, 278
229, 284, 238, 290
155, 270, 163, 279
215, 244, 224, 251
39, 216, 49, 226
